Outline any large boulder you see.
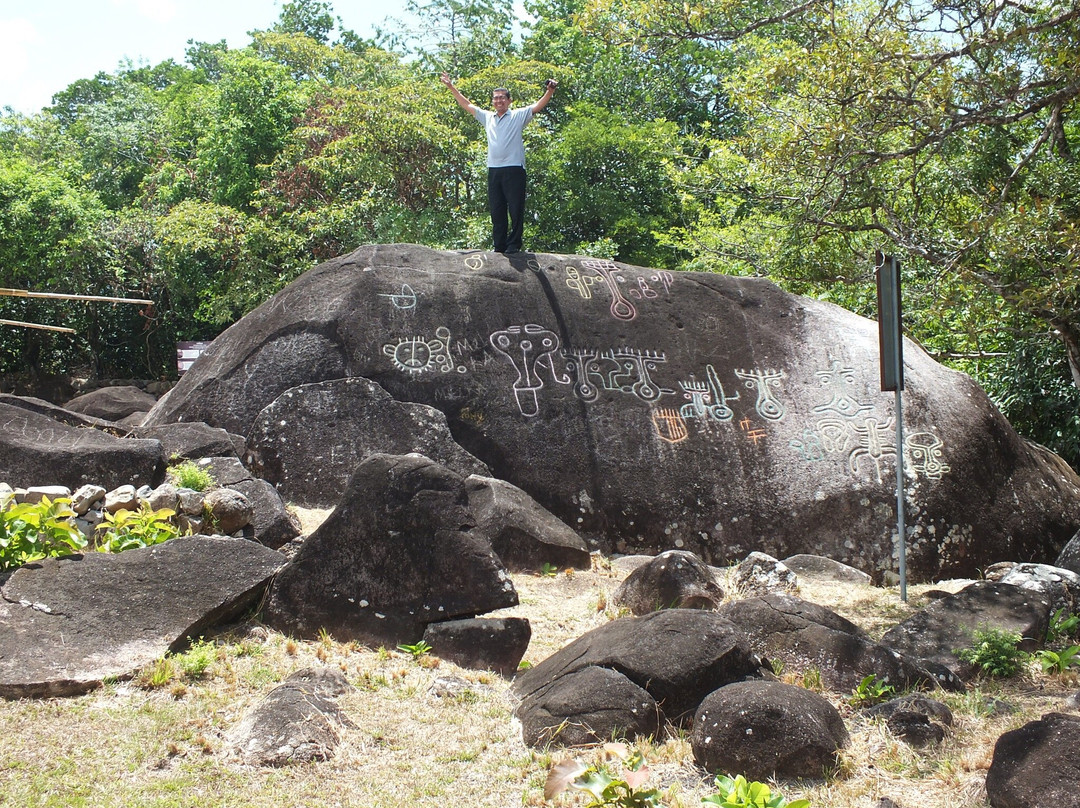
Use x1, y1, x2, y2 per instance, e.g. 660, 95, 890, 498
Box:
0, 536, 285, 698
262, 453, 518, 645
0, 402, 166, 490
246, 377, 489, 507
718, 593, 939, 692
879, 581, 1052, 681
143, 244, 1080, 581
63, 385, 158, 422
512, 609, 764, 727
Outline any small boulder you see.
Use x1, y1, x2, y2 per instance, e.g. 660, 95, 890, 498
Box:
63, 385, 158, 422
879, 581, 1052, 681
999, 563, 1080, 619
134, 422, 245, 461
1056, 529, 1080, 577
104, 485, 139, 513
985, 712, 1080, 808
227, 667, 355, 766
516, 666, 660, 748
732, 552, 799, 596
422, 617, 531, 676
203, 488, 254, 535
885, 710, 946, 747
691, 679, 849, 779
229, 478, 301, 550
466, 475, 590, 571
782, 554, 871, 584
612, 550, 724, 615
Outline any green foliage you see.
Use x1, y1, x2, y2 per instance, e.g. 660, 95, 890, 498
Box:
540, 561, 559, 577
0, 496, 88, 571
1036, 645, 1080, 675
175, 638, 218, 679
168, 460, 216, 492
848, 674, 895, 708
1046, 608, 1080, 645
956, 628, 1030, 678
397, 640, 433, 659
703, 774, 809, 808
95, 504, 181, 553
548, 750, 661, 808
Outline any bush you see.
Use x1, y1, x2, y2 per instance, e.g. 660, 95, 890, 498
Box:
168, 461, 216, 492
0, 495, 87, 571
95, 504, 181, 552
956, 627, 1029, 677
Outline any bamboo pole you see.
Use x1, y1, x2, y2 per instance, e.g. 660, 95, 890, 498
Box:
0, 288, 153, 305
0, 318, 76, 334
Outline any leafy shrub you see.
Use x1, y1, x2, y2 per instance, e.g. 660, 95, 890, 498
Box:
704, 774, 810, 808
956, 627, 1029, 677
168, 461, 215, 492
0, 495, 87, 571
545, 748, 661, 808
1036, 645, 1080, 675
175, 638, 217, 679
848, 673, 895, 708
95, 504, 181, 552
1046, 608, 1080, 645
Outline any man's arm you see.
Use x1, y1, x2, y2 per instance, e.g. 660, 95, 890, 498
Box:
440, 72, 477, 114
530, 79, 558, 114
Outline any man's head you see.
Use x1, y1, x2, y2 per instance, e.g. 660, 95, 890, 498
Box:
491, 88, 511, 113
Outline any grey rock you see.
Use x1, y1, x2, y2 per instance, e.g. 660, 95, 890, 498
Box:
612, 549, 724, 615
732, 552, 799, 596
133, 422, 245, 462
782, 554, 872, 584
247, 377, 489, 508
229, 478, 301, 550
63, 385, 158, 422
512, 608, 763, 726
0, 403, 166, 491
879, 581, 1052, 681
203, 488, 254, 535
863, 695, 954, 727
1056, 529, 1080, 577
691, 679, 850, 779
24, 485, 71, 504
177, 488, 205, 516
142, 244, 1080, 583
104, 485, 139, 513
227, 666, 355, 766
466, 474, 590, 571
145, 482, 180, 512
516, 665, 660, 748
885, 709, 946, 747
1000, 563, 1080, 618
985, 712, 1080, 808
0, 536, 285, 698
423, 616, 531, 676
263, 453, 517, 645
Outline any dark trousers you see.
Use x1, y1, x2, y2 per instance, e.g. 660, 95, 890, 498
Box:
487, 166, 527, 253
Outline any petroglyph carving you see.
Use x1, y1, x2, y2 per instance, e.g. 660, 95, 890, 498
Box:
564, 348, 602, 402
464, 254, 485, 270
377, 283, 419, 311
813, 359, 872, 417
734, 368, 786, 421
606, 349, 668, 402
580, 259, 637, 321
790, 427, 827, 462
905, 431, 950, 479
653, 408, 689, 443
739, 417, 768, 445
383, 326, 462, 375
848, 417, 897, 483
679, 364, 738, 423
490, 324, 568, 417
565, 267, 599, 299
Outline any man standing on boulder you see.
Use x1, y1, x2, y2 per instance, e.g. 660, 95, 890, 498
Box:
441, 72, 557, 254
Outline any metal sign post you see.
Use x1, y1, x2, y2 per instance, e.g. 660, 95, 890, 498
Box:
876, 252, 906, 601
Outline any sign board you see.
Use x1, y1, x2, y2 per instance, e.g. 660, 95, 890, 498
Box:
875, 252, 903, 391
176, 341, 212, 375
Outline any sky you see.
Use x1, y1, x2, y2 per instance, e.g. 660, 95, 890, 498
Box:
0, 0, 413, 115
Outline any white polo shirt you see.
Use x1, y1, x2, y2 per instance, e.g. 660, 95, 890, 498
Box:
474, 106, 535, 168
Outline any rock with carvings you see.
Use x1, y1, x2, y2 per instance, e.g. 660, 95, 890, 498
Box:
142, 244, 1080, 582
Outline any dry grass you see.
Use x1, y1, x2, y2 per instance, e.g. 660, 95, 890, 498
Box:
0, 514, 1076, 808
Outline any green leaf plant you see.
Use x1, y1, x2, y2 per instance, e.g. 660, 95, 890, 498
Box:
0, 495, 87, 571
1036, 645, 1080, 675
95, 504, 181, 553
848, 673, 896, 708
703, 774, 810, 808
955, 627, 1030, 678
545, 744, 661, 807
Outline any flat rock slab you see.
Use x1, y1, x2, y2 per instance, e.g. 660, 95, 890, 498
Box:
0, 536, 285, 698
0, 402, 166, 490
